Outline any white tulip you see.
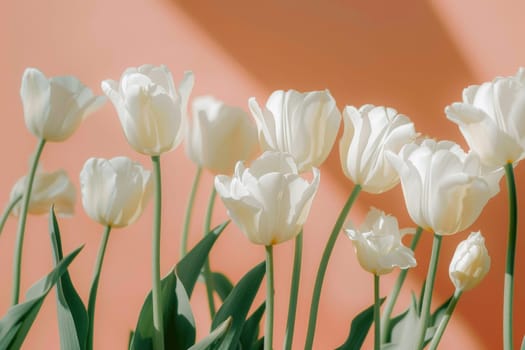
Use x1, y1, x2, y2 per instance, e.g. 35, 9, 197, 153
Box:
20, 68, 106, 142
339, 105, 417, 193
102, 65, 194, 156
215, 151, 320, 245
449, 231, 490, 292
248, 89, 340, 172
80, 157, 152, 228
387, 139, 499, 235
345, 208, 416, 275
185, 96, 258, 174
446, 67, 525, 167
10, 168, 76, 216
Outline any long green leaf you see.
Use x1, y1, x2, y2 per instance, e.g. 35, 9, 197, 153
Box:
239, 303, 265, 349
187, 318, 231, 350
211, 272, 234, 302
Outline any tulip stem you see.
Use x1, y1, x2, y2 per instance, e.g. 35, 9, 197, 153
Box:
428, 289, 462, 350
374, 274, 381, 350
11, 138, 46, 305
305, 185, 362, 350
151, 155, 165, 350
380, 226, 423, 342
203, 187, 217, 319
87, 225, 112, 350
284, 231, 303, 350
180, 166, 202, 258
0, 194, 22, 238
504, 162, 518, 350
265, 245, 274, 350
415, 233, 442, 349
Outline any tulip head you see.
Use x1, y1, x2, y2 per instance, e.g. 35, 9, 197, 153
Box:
449, 231, 490, 292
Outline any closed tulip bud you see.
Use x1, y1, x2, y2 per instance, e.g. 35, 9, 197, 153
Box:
102, 65, 194, 156
345, 208, 416, 275
80, 157, 152, 228
249, 89, 340, 172
339, 105, 417, 193
10, 168, 76, 216
449, 231, 490, 292
186, 96, 258, 174
446, 67, 525, 167
20, 68, 106, 142
215, 151, 320, 246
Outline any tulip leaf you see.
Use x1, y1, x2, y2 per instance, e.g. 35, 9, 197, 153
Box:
176, 221, 229, 298
336, 298, 385, 350
383, 294, 421, 350
424, 295, 453, 346
0, 246, 83, 350
130, 270, 196, 350
211, 261, 266, 350
49, 207, 88, 350
187, 318, 231, 350
239, 302, 265, 349
211, 272, 234, 302
521, 335, 525, 350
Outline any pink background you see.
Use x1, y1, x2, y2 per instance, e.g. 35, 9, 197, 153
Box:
1, 0, 525, 348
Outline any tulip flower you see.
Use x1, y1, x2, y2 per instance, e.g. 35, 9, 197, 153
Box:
20, 68, 106, 142
80, 157, 152, 228
449, 231, 490, 292
186, 95, 258, 174
340, 105, 417, 193
102, 64, 194, 156
248, 89, 340, 172
215, 151, 320, 246
345, 208, 416, 275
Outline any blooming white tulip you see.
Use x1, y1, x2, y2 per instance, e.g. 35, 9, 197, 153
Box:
10, 168, 76, 216
102, 65, 194, 156
248, 89, 340, 172
345, 208, 416, 275
449, 231, 490, 292
339, 105, 417, 193
80, 157, 153, 228
446, 67, 525, 167
185, 96, 258, 174
20, 68, 106, 142
387, 139, 499, 235
215, 151, 320, 245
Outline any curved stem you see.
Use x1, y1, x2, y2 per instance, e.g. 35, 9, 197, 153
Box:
180, 167, 202, 258
0, 195, 22, 238
151, 155, 165, 350
374, 274, 381, 350
87, 225, 112, 350
203, 187, 217, 319
284, 231, 303, 350
11, 138, 46, 305
305, 185, 362, 350
415, 233, 443, 349
381, 226, 423, 342
504, 162, 518, 350
265, 245, 274, 350
428, 289, 462, 350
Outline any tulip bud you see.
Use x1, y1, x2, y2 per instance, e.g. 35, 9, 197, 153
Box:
449, 231, 490, 292
80, 157, 152, 228
20, 68, 106, 142
186, 96, 258, 174
102, 65, 194, 156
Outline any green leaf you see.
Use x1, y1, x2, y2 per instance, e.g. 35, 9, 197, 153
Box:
211, 272, 234, 302
187, 318, 231, 350
130, 270, 196, 350
521, 335, 525, 350
383, 294, 420, 350
336, 298, 385, 350
211, 262, 265, 350
176, 221, 229, 297
424, 296, 453, 346
49, 207, 88, 350
239, 303, 265, 349
0, 246, 83, 350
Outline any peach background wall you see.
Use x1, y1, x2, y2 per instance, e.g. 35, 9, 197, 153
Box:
1, 0, 525, 349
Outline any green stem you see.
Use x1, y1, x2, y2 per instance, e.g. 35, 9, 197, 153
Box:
415, 233, 443, 349
374, 274, 381, 350
203, 187, 217, 319
180, 167, 202, 258
304, 185, 362, 350
265, 245, 274, 350
151, 155, 165, 350
428, 289, 462, 350
380, 226, 423, 342
0, 194, 22, 238
504, 162, 518, 350
284, 231, 303, 350
11, 138, 46, 305
87, 225, 112, 350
